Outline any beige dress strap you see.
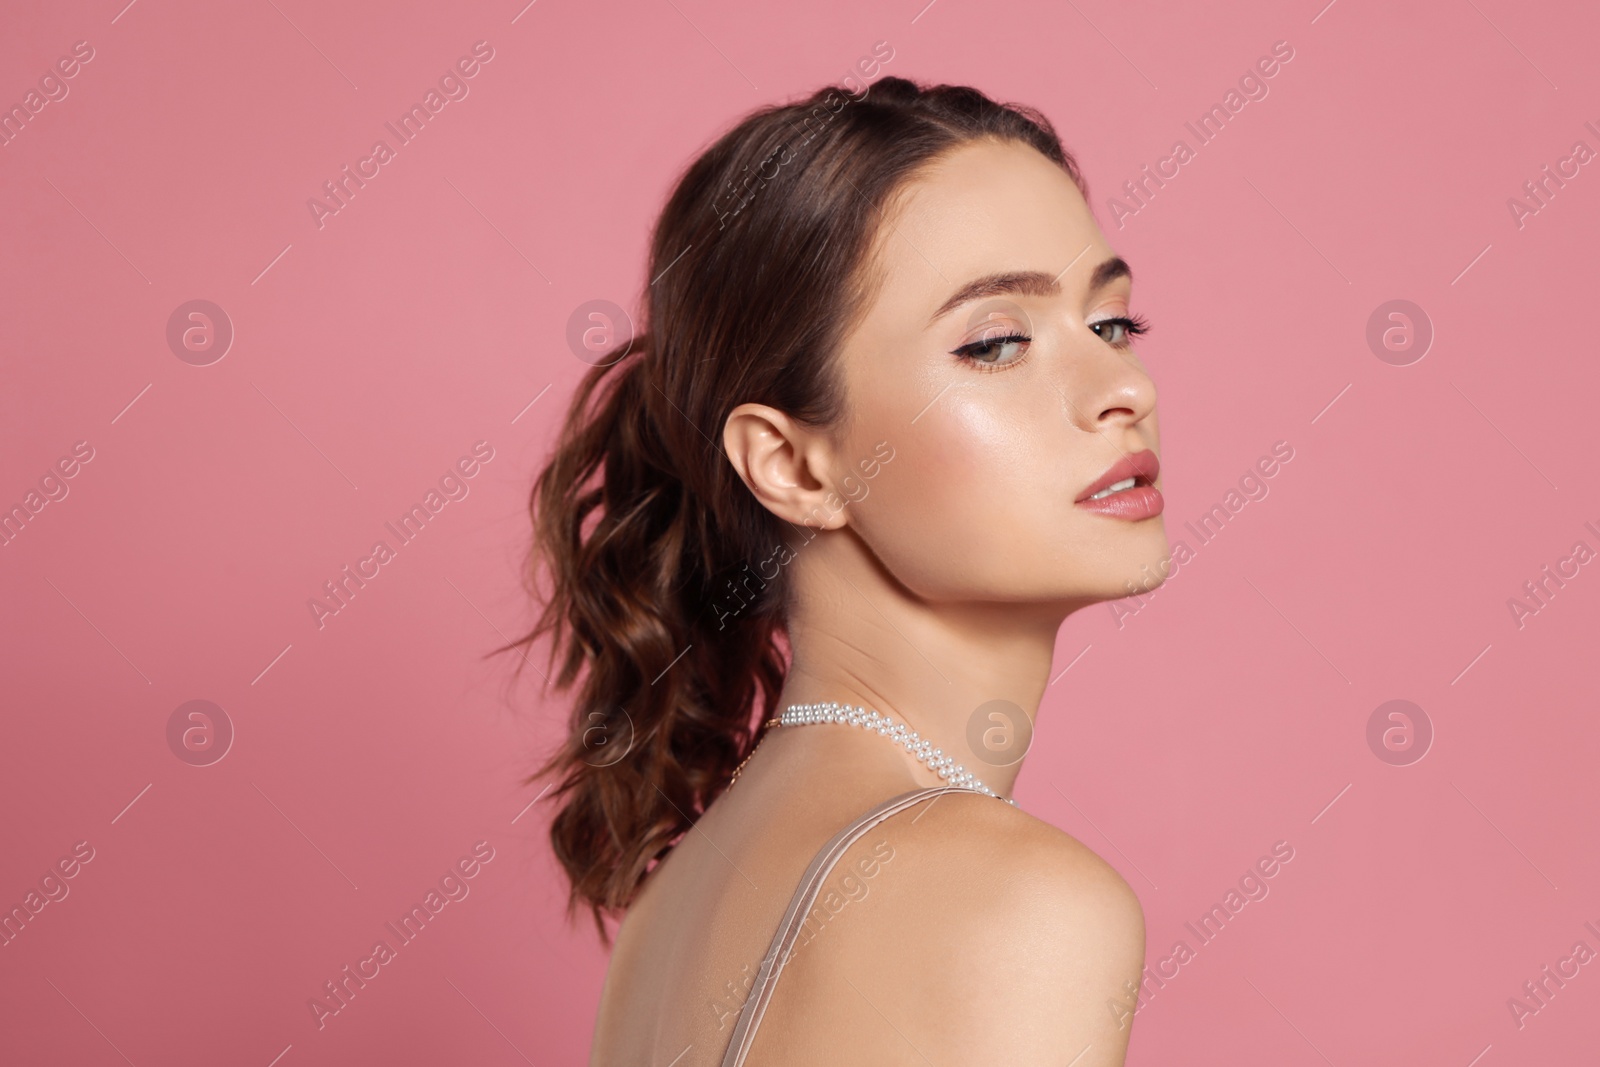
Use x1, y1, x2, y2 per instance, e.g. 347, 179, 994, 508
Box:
719, 785, 981, 1066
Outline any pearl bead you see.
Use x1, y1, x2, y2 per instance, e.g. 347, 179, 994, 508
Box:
775, 702, 1016, 807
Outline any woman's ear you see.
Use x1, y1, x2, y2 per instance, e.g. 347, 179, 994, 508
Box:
722, 403, 847, 530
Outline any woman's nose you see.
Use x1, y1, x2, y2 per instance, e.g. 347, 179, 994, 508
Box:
1056, 331, 1158, 434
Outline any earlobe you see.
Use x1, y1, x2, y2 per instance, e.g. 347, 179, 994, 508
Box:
723, 403, 844, 529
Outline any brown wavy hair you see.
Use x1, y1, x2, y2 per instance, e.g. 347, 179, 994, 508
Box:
501, 74, 1086, 943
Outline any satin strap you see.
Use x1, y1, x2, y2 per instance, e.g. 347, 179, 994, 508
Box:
719, 785, 975, 1066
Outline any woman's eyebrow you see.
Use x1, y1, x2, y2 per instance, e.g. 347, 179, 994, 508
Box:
927, 256, 1133, 327
1086, 255, 1133, 293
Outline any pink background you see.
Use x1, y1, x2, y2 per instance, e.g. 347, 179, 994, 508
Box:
3, 0, 1597, 1063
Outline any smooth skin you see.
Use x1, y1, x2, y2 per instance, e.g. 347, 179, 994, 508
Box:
591, 136, 1168, 1066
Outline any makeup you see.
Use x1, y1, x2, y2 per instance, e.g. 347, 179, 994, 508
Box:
1074, 449, 1162, 520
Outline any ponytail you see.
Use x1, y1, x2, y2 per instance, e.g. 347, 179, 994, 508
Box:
507, 334, 787, 944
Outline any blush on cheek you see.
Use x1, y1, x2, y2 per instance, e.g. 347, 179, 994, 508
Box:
875, 438, 1029, 558
947, 404, 1048, 494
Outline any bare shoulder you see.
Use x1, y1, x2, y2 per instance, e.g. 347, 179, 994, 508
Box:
793, 791, 1146, 1065
929, 787, 1139, 889
903, 790, 1145, 963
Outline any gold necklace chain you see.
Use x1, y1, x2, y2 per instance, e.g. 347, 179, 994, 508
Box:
726, 717, 783, 789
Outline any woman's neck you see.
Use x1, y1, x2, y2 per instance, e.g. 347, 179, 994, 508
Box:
767, 521, 1094, 798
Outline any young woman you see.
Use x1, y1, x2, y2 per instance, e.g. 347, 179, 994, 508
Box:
512, 75, 1168, 1066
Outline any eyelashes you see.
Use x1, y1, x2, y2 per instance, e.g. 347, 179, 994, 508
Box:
950, 331, 1031, 370
1095, 313, 1151, 346
950, 314, 1152, 373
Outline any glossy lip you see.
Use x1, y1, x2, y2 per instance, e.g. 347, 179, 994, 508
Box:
1075, 449, 1160, 503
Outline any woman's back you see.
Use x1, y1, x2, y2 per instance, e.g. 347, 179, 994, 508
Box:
588, 737, 1146, 1066
589, 762, 941, 1065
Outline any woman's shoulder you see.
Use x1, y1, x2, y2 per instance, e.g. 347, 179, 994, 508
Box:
892, 787, 1145, 945
777, 789, 1146, 1065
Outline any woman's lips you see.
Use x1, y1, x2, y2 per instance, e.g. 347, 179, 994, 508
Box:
1074, 484, 1163, 520
1074, 448, 1163, 520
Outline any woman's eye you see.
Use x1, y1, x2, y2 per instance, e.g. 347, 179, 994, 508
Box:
951, 331, 1031, 369
1089, 314, 1151, 347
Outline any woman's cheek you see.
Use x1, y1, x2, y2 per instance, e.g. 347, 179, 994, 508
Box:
923, 391, 1011, 459
898, 428, 1016, 528
949, 402, 1040, 486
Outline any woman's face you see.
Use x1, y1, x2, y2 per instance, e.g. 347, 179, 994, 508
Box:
827, 136, 1169, 610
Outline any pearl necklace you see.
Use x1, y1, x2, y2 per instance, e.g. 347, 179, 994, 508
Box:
729, 700, 1018, 806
